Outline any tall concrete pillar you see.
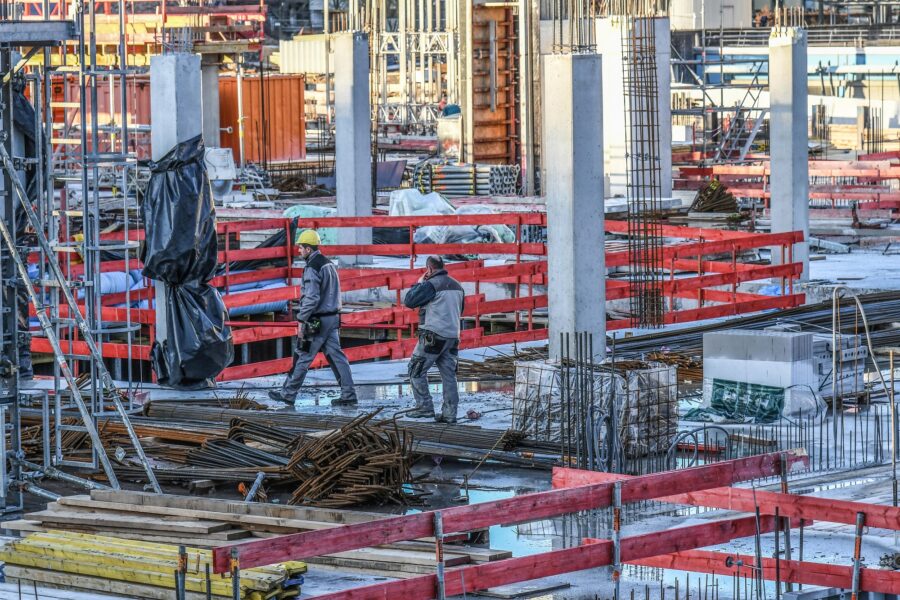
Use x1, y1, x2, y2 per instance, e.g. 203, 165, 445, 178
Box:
769, 27, 809, 280
150, 53, 202, 343
596, 17, 672, 199
543, 53, 605, 362
200, 59, 221, 148
333, 31, 372, 265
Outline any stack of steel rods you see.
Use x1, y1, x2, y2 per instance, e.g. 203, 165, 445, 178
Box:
186, 438, 290, 469
287, 411, 422, 507
614, 290, 900, 357
142, 403, 561, 455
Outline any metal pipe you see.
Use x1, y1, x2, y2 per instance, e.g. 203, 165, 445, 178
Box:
16, 458, 111, 491
244, 472, 266, 502
20, 482, 60, 501
231, 548, 240, 600
613, 481, 622, 600
434, 511, 446, 600
850, 511, 865, 600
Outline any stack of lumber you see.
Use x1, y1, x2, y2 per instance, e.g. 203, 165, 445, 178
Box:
0, 531, 305, 600
4, 490, 512, 578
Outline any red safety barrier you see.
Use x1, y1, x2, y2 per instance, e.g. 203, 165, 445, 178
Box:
33, 214, 805, 381
208, 451, 809, 600
675, 160, 900, 211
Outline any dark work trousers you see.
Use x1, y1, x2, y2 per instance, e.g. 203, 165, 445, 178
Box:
280, 315, 356, 402
408, 332, 459, 420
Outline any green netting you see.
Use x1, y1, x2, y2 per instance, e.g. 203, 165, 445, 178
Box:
684, 379, 785, 424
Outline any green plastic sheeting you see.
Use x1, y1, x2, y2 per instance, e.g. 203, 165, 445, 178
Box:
685, 379, 785, 424
284, 205, 337, 245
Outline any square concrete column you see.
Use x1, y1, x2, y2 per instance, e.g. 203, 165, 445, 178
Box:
200, 59, 221, 148
333, 31, 372, 265
150, 53, 203, 343
596, 17, 671, 199
151, 54, 202, 161
769, 27, 809, 281
542, 53, 605, 362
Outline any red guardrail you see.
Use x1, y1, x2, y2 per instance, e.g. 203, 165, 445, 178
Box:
675, 161, 900, 210
32, 214, 806, 381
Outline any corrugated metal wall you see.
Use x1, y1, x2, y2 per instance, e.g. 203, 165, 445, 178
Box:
278, 34, 329, 74
219, 74, 307, 165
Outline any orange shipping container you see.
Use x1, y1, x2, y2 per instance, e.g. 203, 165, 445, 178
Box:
219, 74, 306, 165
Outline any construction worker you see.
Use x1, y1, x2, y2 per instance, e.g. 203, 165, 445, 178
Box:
403, 256, 465, 423
269, 229, 357, 406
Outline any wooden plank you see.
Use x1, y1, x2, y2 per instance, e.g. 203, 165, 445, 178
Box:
327, 547, 470, 568
24, 509, 231, 535
3, 520, 250, 547
629, 550, 900, 595
58, 495, 343, 533
308, 514, 782, 599
5, 566, 211, 600
213, 450, 807, 573
551, 467, 900, 530
89, 489, 381, 525
472, 582, 571, 598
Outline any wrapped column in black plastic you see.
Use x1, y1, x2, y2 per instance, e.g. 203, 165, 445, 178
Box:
141, 135, 233, 388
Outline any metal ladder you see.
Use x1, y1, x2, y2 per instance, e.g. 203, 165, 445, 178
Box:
713, 60, 767, 163
0, 145, 160, 492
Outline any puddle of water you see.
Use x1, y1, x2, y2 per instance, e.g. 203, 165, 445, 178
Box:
793, 477, 877, 495
467, 489, 555, 557
289, 380, 512, 408
404, 488, 555, 558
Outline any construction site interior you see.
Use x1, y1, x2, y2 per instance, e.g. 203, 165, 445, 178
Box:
0, 0, 899, 598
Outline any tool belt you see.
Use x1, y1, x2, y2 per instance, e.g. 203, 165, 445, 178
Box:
303, 317, 322, 339
420, 330, 451, 354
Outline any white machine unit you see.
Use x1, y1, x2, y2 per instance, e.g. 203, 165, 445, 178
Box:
204, 147, 238, 202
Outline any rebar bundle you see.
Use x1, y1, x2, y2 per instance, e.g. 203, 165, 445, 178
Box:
621, 17, 665, 328
690, 179, 738, 213
286, 411, 420, 508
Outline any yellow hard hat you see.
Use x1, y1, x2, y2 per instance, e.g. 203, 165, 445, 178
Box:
297, 229, 321, 246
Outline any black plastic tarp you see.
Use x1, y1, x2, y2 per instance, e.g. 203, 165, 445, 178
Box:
142, 136, 233, 388
150, 282, 233, 388
141, 136, 218, 284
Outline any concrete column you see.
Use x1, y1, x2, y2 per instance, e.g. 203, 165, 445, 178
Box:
769, 27, 809, 281
200, 60, 221, 148
150, 54, 202, 161
542, 53, 605, 362
333, 32, 372, 265
595, 17, 671, 199
150, 53, 202, 343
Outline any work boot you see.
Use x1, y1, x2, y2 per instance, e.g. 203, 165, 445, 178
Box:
435, 415, 457, 425
268, 389, 295, 405
406, 407, 436, 419
331, 396, 358, 407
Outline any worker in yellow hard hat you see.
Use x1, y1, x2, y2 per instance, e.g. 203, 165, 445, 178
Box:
269, 229, 357, 406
